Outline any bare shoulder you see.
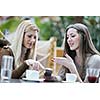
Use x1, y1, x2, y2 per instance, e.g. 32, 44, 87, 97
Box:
88, 54, 100, 68
90, 54, 100, 61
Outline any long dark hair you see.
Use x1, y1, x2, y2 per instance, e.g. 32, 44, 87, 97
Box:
64, 23, 100, 67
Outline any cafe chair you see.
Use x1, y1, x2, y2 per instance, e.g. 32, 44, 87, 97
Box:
55, 47, 64, 75
0, 30, 12, 46
37, 37, 57, 77
0, 31, 10, 52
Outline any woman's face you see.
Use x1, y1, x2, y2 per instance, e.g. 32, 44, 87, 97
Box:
66, 28, 80, 51
23, 31, 37, 49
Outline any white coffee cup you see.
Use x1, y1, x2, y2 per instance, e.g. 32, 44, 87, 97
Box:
66, 73, 77, 82
26, 70, 39, 80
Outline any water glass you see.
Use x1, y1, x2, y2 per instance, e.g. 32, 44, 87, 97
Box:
0, 55, 13, 81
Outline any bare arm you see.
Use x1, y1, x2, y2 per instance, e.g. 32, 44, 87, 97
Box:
53, 54, 83, 82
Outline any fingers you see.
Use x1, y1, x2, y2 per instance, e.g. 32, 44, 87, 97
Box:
25, 59, 38, 70
51, 57, 62, 64
51, 58, 55, 62
38, 61, 45, 70
64, 51, 67, 56
33, 63, 39, 71
25, 59, 35, 66
51, 57, 62, 63
64, 53, 73, 62
25, 60, 32, 66
64, 53, 68, 58
52, 57, 66, 62
51, 57, 64, 66
25, 59, 45, 71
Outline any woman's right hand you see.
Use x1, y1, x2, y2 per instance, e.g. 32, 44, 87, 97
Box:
52, 54, 83, 83
25, 59, 45, 71
52, 54, 75, 71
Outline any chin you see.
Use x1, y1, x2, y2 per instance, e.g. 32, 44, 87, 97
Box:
70, 47, 75, 50
26, 46, 32, 49
28, 47, 32, 49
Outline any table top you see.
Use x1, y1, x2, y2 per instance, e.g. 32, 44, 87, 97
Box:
0, 79, 44, 83
0, 78, 62, 83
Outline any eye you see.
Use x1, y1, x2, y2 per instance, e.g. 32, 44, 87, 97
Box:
71, 35, 76, 37
66, 36, 69, 40
28, 35, 32, 38
34, 36, 36, 39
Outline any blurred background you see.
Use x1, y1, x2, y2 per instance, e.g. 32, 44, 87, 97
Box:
0, 16, 100, 51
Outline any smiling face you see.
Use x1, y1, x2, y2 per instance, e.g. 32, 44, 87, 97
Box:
66, 28, 80, 51
23, 30, 37, 49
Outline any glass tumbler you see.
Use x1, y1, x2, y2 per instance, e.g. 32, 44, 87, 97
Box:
0, 55, 13, 82
86, 68, 100, 83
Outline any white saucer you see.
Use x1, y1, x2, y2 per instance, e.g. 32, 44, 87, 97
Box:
22, 78, 45, 82
62, 81, 79, 83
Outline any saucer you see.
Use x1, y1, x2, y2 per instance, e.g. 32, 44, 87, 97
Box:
62, 81, 79, 83
22, 78, 45, 82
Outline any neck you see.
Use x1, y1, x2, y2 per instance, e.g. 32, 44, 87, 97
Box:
76, 49, 80, 58
22, 46, 27, 54
75, 49, 82, 66
21, 46, 28, 59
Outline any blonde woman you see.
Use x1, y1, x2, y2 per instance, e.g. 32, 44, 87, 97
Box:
53, 23, 100, 83
0, 20, 44, 79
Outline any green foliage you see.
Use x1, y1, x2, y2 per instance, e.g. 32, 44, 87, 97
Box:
83, 16, 100, 51
0, 17, 20, 33
35, 16, 100, 51
0, 16, 100, 51
35, 17, 56, 39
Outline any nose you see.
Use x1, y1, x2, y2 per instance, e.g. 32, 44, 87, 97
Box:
67, 37, 72, 43
31, 37, 36, 43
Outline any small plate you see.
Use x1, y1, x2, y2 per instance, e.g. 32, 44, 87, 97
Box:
22, 78, 45, 82
62, 81, 79, 83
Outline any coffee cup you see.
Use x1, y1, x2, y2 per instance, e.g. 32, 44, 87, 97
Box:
44, 68, 53, 77
26, 70, 39, 80
66, 73, 77, 82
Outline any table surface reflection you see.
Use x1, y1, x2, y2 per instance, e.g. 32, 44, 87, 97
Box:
0, 79, 44, 83
0, 78, 63, 83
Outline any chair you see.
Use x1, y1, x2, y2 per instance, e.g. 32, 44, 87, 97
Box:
0, 30, 11, 47
0, 31, 10, 52
37, 37, 57, 76
55, 47, 64, 75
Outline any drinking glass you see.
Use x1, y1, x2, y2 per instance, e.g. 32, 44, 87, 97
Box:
86, 68, 100, 83
0, 55, 13, 82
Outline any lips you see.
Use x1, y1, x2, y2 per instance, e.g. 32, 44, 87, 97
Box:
26, 43, 32, 48
69, 42, 74, 47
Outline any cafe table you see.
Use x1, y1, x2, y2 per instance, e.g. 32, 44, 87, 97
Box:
0, 78, 63, 83
0, 78, 45, 83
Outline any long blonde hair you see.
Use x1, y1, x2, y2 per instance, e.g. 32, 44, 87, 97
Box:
9, 20, 39, 68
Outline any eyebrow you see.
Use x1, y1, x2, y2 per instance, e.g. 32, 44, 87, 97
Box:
67, 32, 75, 36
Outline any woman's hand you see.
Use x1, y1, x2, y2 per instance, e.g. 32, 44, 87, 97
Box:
25, 59, 45, 71
52, 54, 75, 70
52, 54, 83, 83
